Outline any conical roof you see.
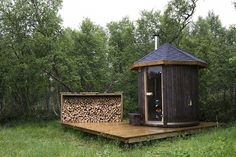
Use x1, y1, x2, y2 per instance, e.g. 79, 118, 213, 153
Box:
131, 43, 207, 70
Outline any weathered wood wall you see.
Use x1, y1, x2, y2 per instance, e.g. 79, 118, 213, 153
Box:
61, 93, 123, 123
138, 68, 145, 117
162, 65, 199, 124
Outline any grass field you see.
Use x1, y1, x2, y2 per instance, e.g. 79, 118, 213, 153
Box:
0, 120, 236, 157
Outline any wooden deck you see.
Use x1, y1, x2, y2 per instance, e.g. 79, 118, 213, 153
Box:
62, 122, 217, 143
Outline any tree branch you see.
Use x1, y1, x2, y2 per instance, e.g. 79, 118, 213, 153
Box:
42, 69, 73, 92
170, 0, 197, 43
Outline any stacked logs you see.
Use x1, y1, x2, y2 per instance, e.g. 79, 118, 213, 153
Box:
61, 95, 122, 123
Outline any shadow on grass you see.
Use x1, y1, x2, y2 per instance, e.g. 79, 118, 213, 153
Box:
1, 118, 228, 152
61, 122, 225, 152
60, 123, 199, 150
61, 125, 121, 145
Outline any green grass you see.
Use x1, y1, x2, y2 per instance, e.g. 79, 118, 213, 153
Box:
0, 120, 236, 157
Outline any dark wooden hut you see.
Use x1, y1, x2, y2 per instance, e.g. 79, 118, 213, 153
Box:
131, 43, 207, 127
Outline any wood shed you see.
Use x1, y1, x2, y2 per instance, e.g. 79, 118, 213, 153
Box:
131, 43, 207, 127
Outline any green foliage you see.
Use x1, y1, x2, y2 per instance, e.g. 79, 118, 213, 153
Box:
0, 0, 63, 120
0, 0, 235, 122
136, 0, 197, 46
180, 12, 236, 122
161, 0, 197, 44
70, 19, 110, 92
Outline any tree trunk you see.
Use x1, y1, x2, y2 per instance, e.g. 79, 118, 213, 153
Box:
45, 80, 51, 112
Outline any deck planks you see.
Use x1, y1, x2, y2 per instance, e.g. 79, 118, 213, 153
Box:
62, 122, 217, 143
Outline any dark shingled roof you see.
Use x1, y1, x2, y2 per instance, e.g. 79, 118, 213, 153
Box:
131, 43, 207, 70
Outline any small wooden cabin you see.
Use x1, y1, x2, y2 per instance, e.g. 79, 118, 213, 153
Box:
131, 43, 207, 127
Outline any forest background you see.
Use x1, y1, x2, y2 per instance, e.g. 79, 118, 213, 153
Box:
0, 0, 235, 123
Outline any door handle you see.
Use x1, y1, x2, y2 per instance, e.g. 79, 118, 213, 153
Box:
146, 92, 153, 96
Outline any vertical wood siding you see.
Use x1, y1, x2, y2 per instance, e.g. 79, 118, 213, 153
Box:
138, 68, 145, 116
162, 65, 199, 123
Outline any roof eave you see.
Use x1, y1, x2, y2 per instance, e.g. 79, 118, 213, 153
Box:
130, 60, 208, 70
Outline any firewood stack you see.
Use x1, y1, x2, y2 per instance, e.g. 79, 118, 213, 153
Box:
61, 93, 123, 123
